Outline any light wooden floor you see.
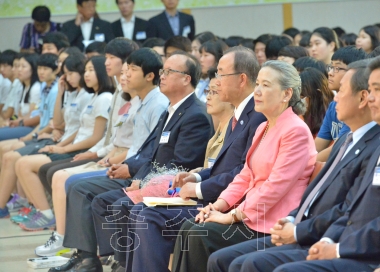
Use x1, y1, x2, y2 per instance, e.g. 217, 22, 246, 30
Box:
0, 214, 112, 272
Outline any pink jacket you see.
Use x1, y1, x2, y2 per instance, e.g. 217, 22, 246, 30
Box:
219, 107, 317, 233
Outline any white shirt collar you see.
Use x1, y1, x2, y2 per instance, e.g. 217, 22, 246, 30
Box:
234, 93, 253, 120
81, 17, 94, 25
351, 121, 377, 145
121, 15, 135, 24
168, 92, 193, 114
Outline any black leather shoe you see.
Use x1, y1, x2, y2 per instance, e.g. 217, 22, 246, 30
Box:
48, 251, 82, 271
70, 257, 103, 272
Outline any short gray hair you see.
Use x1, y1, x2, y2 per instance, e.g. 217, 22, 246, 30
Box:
262, 60, 305, 115
224, 46, 260, 85
348, 59, 372, 94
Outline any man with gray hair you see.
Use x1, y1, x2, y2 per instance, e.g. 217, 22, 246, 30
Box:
119, 46, 266, 272
208, 59, 380, 272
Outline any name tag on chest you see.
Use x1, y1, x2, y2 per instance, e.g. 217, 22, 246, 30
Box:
373, 167, 380, 186
208, 158, 216, 168
159, 131, 171, 144
85, 105, 93, 114
70, 103, 78, 112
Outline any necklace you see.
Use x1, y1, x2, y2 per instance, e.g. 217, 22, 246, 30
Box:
256, 123, 269, 150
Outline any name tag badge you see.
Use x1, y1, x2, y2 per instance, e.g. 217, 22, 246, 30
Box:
94, 33, 105, 42
115, 114, 129, 127
159, 131, 170, 144
182, 25, 191, 37
373, 167, 380, 186
70, 103, 78, 112
136, 31, 147, 40
85, 105, 93, 114
208, 158, 216, 168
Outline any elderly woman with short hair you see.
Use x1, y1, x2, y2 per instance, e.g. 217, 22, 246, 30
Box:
171, 60, 317, 272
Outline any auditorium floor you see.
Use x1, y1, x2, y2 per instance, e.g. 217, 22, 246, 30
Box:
0, 214, 112, 272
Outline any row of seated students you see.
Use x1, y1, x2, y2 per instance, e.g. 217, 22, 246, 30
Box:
20, 0, 195, 53
0, 29, 380, 272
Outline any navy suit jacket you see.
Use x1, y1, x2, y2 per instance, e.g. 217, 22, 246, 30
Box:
320, 140, 380, 262
291, 124, 380, 245
111, 17, 148, 43
197, 98, 266, 205
146, 11, 195, 40
61, 18, 115, 51
126, 93, 213, 181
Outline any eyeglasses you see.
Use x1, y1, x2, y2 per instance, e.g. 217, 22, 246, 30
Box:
204, 88, 218, 96
215, 72, 242, 79
327, 65, 348, 73
159, 68, 188, 77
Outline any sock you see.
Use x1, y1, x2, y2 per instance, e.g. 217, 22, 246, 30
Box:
40, 209, 54, 219
55, 232, 64, 239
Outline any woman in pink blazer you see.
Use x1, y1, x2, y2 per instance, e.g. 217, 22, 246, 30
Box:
171, 60, 317, 272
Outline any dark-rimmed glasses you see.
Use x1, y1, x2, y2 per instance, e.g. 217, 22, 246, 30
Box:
159, 68, 188, 76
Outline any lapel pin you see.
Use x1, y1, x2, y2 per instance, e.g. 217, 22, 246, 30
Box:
179, 112, 182, 115
355, 149, 360, 155
95, 26, 99, 30
240, 120, 244, 125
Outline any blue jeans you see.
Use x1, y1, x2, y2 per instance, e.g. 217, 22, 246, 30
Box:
0, 126, 34, 141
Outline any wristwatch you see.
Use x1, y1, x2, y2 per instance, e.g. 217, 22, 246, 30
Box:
19, 119, 24, 127
32, 133, 38, 139
230, 209, 239, 223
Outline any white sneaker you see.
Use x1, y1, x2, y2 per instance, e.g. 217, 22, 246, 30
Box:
35, 232, 68, 256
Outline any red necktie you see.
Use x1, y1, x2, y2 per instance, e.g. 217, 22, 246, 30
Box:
232, 117, 238, 131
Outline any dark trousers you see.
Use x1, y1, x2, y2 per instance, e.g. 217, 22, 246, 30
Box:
172, 218, 267, 272
91, 189, 135, 267
38, 158, 98, 195
125, 205, 201, 272
62, 175, 130, 253
208, 236, 274, 272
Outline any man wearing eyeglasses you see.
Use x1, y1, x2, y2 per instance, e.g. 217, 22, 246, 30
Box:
315, 46, 366, 162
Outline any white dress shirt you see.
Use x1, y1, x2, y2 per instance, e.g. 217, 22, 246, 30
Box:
121, 15, 135, 40
81, 17, 94, 42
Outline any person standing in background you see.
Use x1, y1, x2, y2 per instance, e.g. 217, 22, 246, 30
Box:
20, 6, 61, 54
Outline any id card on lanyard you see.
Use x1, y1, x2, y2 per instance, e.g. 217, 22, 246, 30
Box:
159, 131, 170, 144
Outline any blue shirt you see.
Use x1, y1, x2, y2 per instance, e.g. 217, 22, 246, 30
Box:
126, 87, 169, 159
165, 11, 180, 36
317, 101, 350, 140
39, 80, 58, 130
19, 22, 61, 50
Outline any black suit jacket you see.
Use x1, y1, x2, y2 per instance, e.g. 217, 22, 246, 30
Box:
61, 18, 115, 51
146, 11, 195, 40
320, 142, 380, 262
291, 124, 380, 245
197, 98, 266, 205
126, 93, 213, 181
111, 17, 148, 42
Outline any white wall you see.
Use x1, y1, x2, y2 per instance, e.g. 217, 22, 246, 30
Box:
0, 0, 378, 51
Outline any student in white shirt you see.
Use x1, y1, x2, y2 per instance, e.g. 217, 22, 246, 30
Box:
0, 54, 91, 218
14, 55, 113, 230
0, 50, 23, 126
0, 74, 11, 113
0, 53, 41, 140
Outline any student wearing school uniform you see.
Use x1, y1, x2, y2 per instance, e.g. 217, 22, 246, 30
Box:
0, 50, 23, 127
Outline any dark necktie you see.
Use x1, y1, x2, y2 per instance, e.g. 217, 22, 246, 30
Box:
294, 132, 353, 224
232, 116, 238, 131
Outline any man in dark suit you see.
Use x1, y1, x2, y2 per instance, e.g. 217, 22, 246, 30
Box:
61, 0, 114, 51
111, 0, 148, 43
49, 51, 213, 272
147, 0, 195, 41
207, 60, 380, 272
115, 46, 266, 272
